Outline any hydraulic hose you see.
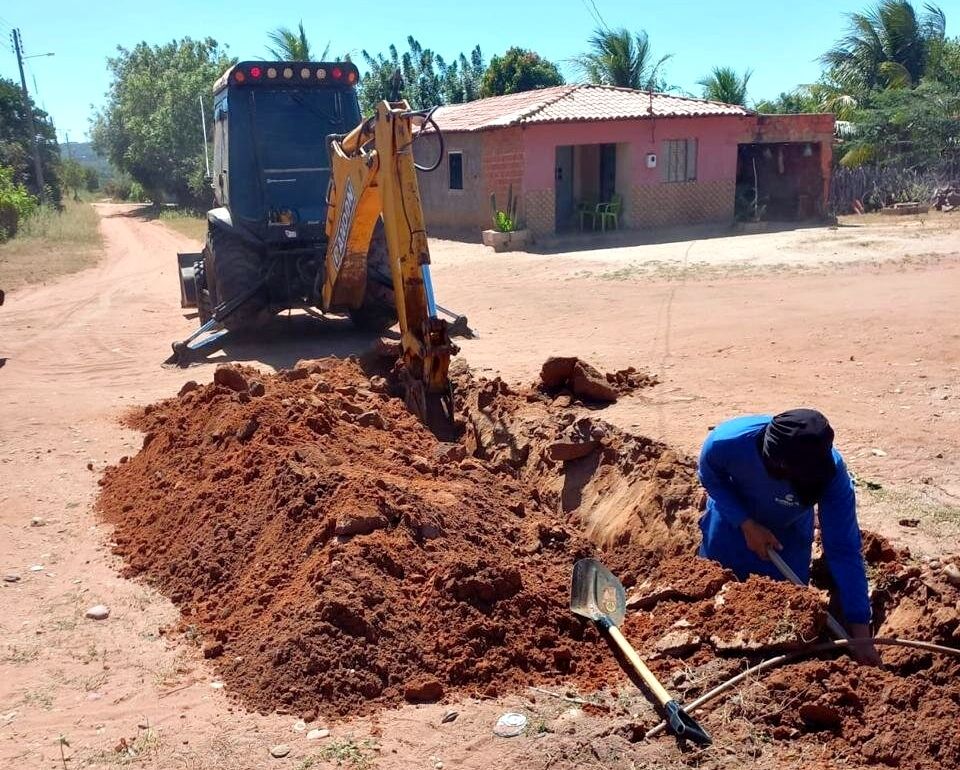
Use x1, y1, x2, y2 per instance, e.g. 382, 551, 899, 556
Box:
644, 637, 960, 740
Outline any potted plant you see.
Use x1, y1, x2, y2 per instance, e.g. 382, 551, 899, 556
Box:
482, 185, 529, 252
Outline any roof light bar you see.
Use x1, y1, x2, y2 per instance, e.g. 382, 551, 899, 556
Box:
222, 62, 360, 89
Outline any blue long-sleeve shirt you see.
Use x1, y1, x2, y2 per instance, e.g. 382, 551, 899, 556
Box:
697, 415, 871, 625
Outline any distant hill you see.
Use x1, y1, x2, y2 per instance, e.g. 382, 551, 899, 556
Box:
62, 142, 115, 178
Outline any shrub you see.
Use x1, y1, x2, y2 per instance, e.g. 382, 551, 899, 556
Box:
128, 181, 149, 203
0, 165, 39, 241
102, 176, 132, 201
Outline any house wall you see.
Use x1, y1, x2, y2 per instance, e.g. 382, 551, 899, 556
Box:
520, 115, 757, 235
416, 127, 525, 234
482, 126, 525, 228
416, 112, 835, 238
415, 132, 487, 232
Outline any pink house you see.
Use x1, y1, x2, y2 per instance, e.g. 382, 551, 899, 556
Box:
415, 85, 834, 237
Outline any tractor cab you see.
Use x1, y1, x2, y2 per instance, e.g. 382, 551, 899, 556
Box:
211, 61, 362, 246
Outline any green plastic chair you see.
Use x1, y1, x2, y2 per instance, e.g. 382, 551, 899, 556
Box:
576, 200, 598, 231
597, 194, 622, 232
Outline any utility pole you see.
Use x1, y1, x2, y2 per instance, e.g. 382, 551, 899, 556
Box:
12, 29, 47, 202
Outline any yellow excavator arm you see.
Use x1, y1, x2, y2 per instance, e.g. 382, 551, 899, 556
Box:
322, 100, 458, 424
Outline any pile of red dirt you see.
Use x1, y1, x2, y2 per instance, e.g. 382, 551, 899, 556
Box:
763, 654, 960, 769
98, 358, 698, 717
456, 368, 699, 587
97, 357, 960, 767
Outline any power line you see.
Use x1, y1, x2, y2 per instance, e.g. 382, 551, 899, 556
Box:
580, 0, 608, 30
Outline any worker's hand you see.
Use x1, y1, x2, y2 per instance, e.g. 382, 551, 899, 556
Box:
739, 518, 782, 561
847, 623, 882, 666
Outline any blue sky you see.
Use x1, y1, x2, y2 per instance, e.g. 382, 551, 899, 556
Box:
2, 0, 959, 143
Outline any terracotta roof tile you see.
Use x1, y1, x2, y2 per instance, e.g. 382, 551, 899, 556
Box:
432, 84, 753, 132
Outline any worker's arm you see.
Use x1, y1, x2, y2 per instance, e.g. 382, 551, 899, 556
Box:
818, 455, 871, 624
818, 454, 879, 664
697, 435, 752, 528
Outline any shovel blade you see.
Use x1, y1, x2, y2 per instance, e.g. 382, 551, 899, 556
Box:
570, 558, 626, 627
664, 700, 712, 747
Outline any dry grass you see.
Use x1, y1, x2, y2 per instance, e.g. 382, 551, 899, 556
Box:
315, 738, 379, 769
156, 208, 206, 242
0, 199, 102, 291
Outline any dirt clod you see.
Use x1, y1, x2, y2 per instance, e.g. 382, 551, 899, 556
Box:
571, 361, 618, 403
538, 356, 657, 404
178, 380, 199, 397
403, 677, 445, 703
213, 365, 249, 393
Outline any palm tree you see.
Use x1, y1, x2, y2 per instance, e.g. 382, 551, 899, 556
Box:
267, 21, 330, 61
821, 0, 946, 91
573, 27, 671, 91
698, 67, 752, 105
756, 83, 860, 119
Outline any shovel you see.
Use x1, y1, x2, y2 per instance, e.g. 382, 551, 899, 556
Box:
766, 548, 849, 639
570, 558, 712, 747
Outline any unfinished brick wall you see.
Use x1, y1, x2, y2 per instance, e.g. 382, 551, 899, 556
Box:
629, 180, 734, 228
481, 128, 525, 228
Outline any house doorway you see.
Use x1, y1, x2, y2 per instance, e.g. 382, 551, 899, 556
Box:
736, 142, 824, 221
599, 143, 616, 203
555, 145, 575, 231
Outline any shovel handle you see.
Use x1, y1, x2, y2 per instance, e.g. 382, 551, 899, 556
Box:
766, 548, 849, 639
606, 624, 673, 707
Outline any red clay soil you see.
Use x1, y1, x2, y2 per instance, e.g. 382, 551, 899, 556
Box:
98, 359, 652, 717
97, 357, 960, 767
764, 657, 960, 769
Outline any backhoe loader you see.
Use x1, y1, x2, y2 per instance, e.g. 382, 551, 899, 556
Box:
172, 61, 459, 425
322, 100, 458, 424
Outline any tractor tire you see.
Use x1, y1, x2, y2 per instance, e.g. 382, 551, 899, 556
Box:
349, 221, 398, 332
205, 226, 269, 331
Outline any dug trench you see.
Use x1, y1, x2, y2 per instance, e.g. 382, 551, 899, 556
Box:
96, 357, 960, 768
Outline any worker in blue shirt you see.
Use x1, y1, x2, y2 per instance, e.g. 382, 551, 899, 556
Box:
698, 409, 880, 665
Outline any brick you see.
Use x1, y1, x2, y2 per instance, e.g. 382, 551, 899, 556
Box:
629, 180, 734, 228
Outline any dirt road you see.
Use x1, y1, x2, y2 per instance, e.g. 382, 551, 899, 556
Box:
1, 204, 958, 768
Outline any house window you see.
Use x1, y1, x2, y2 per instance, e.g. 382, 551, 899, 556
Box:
448, 152, 463, 190
663, 139, 698, 182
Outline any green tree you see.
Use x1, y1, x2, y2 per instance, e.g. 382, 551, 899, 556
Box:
61, 159, 87, 201
573, 27, 671, 90
480, 47, 564, 97
0, 77, 62, 203
91, 38, 235, 207
755, 83, 859, 118
927, 35, 960, 88
441, 47, 485, 103
821, 0, 946, 92
266, 20, 329, 60
83, 166, 100, 192
839, 80, 960, 167
698, 66, 752, 105
358, 38, 483, 114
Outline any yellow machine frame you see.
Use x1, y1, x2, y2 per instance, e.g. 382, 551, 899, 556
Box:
322, 100, 457, 421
